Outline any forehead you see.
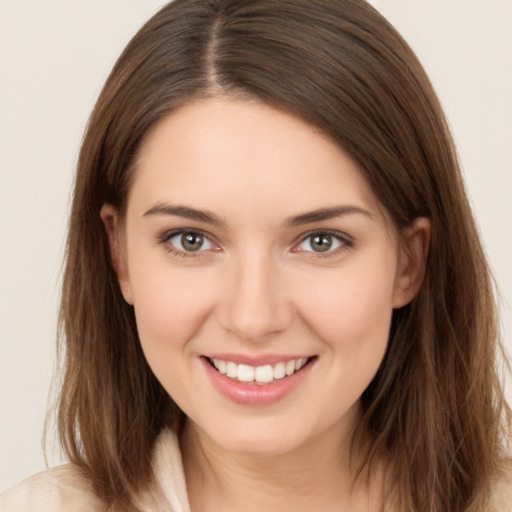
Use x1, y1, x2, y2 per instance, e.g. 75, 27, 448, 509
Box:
129, 97, 382, 223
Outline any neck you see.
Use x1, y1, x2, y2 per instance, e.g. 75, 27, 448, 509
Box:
179, 413, 382, 512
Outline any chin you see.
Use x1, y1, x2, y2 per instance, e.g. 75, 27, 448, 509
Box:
218, 433, 303, 458
197, 415, 324, 459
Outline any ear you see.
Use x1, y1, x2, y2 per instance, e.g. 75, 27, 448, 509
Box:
392, 217, 431, 309
100, 204, 133, 305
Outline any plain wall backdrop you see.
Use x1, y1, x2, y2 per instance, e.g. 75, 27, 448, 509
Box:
1, 0, 511, 492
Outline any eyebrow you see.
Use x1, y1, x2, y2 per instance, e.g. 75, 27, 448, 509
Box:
143, 204, 227, 227
143, 203, 373, 227
284, 205, 374, 226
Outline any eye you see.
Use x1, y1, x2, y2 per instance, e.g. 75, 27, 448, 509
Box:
295, 231, 350, 254
166, 230, 216, 253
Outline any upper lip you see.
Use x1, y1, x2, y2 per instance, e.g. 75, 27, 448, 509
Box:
202, 353, 315, 366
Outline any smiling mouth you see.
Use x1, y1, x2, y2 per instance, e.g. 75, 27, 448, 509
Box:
206, 356, 316, 385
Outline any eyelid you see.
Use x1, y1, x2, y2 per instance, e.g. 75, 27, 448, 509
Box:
159, 228, 220, 256
292, 229, 353, 255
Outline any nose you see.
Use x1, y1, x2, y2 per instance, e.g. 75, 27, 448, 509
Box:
218, 251, 293, 342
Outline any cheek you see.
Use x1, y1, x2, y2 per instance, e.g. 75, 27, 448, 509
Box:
295, 263, 396, 410
296, 261, 396, 354
128, 266, 219, 408
129, 264, 216, 357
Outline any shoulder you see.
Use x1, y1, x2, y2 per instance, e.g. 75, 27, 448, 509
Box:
489, 459, 512, 512
0, 464, 107, 512
0, 430, 189, 512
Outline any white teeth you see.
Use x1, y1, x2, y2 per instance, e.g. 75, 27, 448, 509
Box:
254, 365, 274, 383
211, 357, 310, 384
237, 364, 255, 382
285, 360, 296, 376
273, 362, 286, 380
212, 359, 227, 374
226, 361, 238, 378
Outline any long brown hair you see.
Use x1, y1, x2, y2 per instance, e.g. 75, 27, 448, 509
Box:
54, 0, 510, 509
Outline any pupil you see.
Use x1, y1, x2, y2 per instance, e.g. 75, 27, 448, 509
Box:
312, 234, 332, 252
182, 233, 203, 251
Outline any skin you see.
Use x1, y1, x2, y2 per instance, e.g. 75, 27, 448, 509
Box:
101, 97, 430, 511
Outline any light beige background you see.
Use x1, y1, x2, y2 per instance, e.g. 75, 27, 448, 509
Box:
1, 0, 511, 492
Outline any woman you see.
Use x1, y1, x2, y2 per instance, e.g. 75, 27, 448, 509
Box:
2, 0, 510, 510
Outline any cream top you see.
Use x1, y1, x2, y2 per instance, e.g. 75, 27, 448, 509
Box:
2, 430, 511, 511
0, 430, 189, 512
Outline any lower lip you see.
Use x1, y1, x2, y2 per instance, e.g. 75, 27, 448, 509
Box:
202, 357, 315, 406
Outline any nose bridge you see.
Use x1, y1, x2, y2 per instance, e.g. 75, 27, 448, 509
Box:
220, 246, 291, 341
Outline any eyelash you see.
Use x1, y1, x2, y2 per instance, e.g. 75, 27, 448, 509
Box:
159, 229, 218, 259
293, 229, 353, 258
158, 229, 353, 259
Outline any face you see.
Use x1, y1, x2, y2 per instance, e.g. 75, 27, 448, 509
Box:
103, 97, 427, 457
